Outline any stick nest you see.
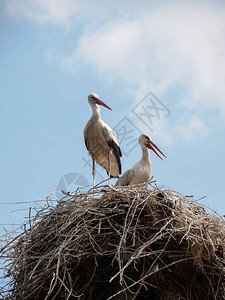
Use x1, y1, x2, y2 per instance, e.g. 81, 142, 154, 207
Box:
1, 184, 225, 299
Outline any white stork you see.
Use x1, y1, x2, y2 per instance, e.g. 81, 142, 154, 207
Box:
84, 93, 122, 186
115, 134, 166, 186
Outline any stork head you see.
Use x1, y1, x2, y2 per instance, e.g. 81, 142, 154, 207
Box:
138, 134, 166, 160
88, 93, 112, 110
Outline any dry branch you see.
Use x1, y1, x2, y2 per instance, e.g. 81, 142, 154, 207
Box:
1, 184, 225, 299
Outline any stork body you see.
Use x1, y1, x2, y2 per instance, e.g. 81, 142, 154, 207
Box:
115, 134, 165, 187
84, 93, 122, 186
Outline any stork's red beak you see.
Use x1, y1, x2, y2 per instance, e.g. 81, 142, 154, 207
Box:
147, 141, 166, 160
95, 99, 112, 110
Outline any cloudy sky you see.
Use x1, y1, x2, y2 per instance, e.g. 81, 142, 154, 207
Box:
1, 0, 225, 247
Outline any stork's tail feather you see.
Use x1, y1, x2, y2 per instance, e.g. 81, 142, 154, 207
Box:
106, 172, 120, 179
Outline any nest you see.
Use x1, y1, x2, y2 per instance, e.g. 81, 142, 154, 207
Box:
1, 184, 225, 299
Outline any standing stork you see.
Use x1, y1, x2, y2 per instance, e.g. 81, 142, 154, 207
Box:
115, 134, 166, 186
84, 93, 122, 186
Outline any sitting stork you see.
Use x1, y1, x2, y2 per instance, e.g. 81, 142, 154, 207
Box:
84, 93, 122, 186
115, 134, 166, 186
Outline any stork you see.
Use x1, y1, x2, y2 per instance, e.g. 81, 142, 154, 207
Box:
115, 134, 166, 186
84, 93, 122, 186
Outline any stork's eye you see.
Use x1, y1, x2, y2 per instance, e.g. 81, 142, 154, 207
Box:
145, 136, 150, 141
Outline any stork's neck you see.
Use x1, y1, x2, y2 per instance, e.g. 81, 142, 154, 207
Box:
91, 103, 101, 119
141, 146, 150, 164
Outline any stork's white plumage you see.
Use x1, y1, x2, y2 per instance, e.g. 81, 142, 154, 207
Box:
84, 93, 122, 186
115, 134, 166, 186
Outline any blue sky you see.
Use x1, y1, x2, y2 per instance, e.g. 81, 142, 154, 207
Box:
0, 0, 225, 249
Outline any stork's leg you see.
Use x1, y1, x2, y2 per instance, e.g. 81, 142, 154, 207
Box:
108, 152, 111, 186
92, 157, 95, 187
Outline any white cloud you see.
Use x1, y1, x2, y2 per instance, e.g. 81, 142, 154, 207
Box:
4, 0, 225, 143
152, 115, 210, 146
131, 111, 212, 146
61, 2, 225, 144
3, 0, 79, 25
70, 4, 225, 98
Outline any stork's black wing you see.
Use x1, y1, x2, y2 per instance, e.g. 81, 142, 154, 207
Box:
108, 139, 122, 175
84, 139, 89, 151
